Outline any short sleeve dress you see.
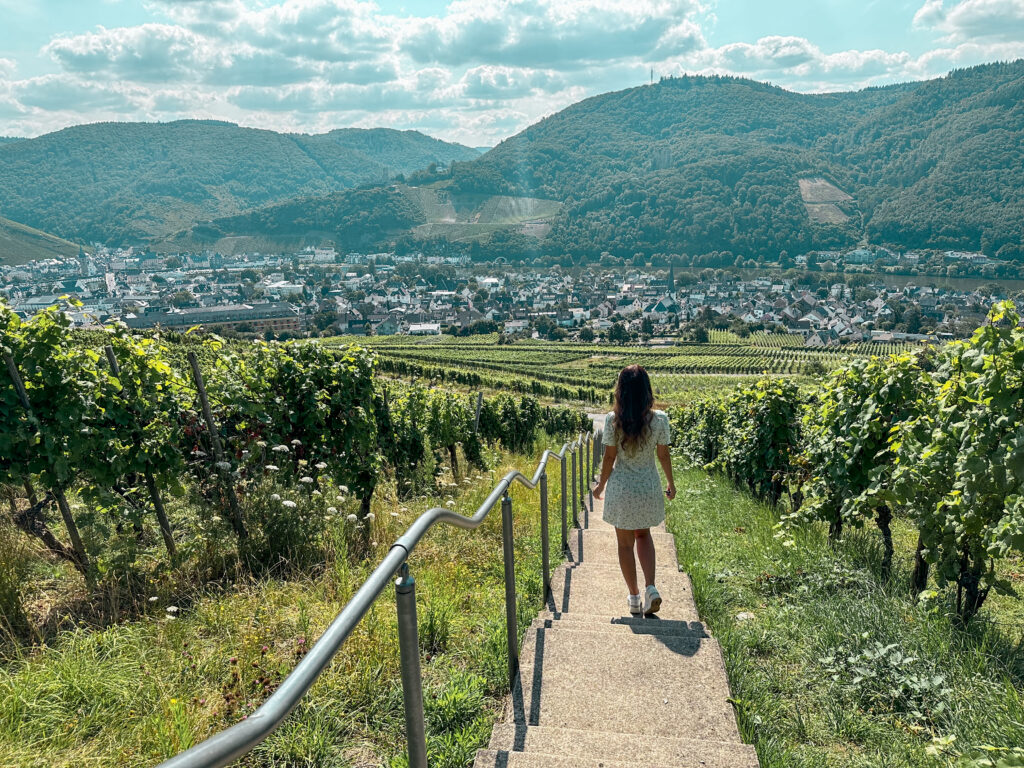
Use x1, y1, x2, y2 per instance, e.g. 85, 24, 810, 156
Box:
601, 410, 671, 530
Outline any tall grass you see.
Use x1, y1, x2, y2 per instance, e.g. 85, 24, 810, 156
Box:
0, 442, 568, 767
666, 467, 1024, 768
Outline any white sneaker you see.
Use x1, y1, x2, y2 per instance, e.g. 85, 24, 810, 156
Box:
643, 585, 662, 615
627, 594, 642, 614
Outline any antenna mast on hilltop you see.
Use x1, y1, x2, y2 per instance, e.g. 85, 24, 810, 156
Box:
650, 68, 654, 84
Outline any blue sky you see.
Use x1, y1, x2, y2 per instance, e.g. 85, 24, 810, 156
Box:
0, 0, 1022, 145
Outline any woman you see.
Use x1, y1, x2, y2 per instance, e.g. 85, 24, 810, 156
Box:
593, 365, 676, 615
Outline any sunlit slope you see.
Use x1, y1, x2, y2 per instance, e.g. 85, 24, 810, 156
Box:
0, 216, 86, 265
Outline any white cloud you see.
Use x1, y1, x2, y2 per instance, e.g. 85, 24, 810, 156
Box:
913, 0, 1024, 41
0, 0, 1020, 145
44, 24, 205, 83
398, 0, 704, 69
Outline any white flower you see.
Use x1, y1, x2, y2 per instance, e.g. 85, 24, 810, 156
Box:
347, 514, 358, 523
272, 444, 289, 453
400, 506, 408, 513
365, 513, 375, 522
282, 500, 297, 509
265, 464, 279, 472
211, 515, 222, 522
315, 462, 328, 470
256, 441, 267, 448
148, 596, 158, 603
290, 439, 302, 446
390, 512, 399, 517
271, 494, 281, 502
312, 490, 322, 497
339, 485, 349, 493
166, 606, 179, 614
327, 507, 338, 514
336, 495, 346, 502
299, 476, 314, 484
445, 499, 455, 506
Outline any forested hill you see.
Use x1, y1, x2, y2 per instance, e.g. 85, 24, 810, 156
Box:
0, 121, 479, 244
445, 59, 1024, 258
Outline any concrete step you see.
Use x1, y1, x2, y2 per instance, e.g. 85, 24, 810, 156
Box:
567, 528, 678, 565
506, 625, 740, 743
532, 613, 709, 637
473, 749, 665, 768
546, 564, 700, 622
487, 724, 760, 767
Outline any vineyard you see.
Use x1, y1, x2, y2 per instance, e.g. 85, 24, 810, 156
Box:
671, 302, 1024, 626
334, 333, 924, 405
0, 301, 589, 620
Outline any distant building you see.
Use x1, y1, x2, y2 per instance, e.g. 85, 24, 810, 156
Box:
408, 322, 441, 335
125, 302, 303, 333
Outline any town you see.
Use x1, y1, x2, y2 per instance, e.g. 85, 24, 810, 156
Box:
0, 244, 1009, 346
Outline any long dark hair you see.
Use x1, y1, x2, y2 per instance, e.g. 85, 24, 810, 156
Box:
613, 365, 654, 453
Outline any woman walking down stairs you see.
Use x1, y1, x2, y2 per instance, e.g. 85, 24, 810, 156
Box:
471, 483, 760, 767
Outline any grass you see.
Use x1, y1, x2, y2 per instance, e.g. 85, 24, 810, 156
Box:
0, 441, 574, 767
665, 465, 1024, 768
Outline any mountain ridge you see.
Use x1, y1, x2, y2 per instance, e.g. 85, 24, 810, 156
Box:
0, 121, 480, 244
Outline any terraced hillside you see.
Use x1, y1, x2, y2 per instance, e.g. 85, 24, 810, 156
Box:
330, 334, 923, 405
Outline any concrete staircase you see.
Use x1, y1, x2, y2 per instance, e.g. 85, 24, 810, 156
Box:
472, 485, 759, 768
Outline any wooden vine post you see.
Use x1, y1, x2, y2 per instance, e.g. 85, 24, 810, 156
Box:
473, 391, 483, 433
104, 345, 177, 557
3, 349, 90, 577
186, 350, 247, 540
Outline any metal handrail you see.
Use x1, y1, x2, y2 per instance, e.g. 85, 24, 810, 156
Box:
158, 428, 601, 768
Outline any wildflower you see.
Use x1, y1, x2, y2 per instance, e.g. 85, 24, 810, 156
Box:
211, 515, 222, 522
347, 514, 358, 523
148, 596, 158, 603
390, 512, 399, 517
336, 495, 346, 502
315, 462, 328, 470
327, 507, 338, 514
256, 441, 267, 448
265, 464, 279, 472
365, 512, 375, 522
339, 485, 349, 493
299, 476, 314, 484
282, 500, 297, 509
291, 439, 302, 446
445, 499, 455, 506
271, 494, 281, 502
312, 489, 322, 497
166, 606, 179, 614
229, 657, 237, 664
272, 444, 289, 453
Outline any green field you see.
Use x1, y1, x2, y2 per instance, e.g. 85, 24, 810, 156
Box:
332, 334, 923, 406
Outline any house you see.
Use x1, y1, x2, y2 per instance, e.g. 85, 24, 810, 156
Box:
409, 323, 441, 335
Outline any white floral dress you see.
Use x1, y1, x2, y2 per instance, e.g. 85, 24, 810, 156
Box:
601, 410, 671, 530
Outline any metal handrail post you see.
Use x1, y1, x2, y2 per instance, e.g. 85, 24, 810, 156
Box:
560, 454, 568, 553
571, 448, 579, 529
588, 434, 594, 517
581, 435, 587, 507
540, 472, 550, 600
394, 564, 427, 768
500, 493, 518, 682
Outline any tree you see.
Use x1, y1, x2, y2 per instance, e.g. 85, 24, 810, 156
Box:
608, 322, 629, 344
579, 326, 595, 342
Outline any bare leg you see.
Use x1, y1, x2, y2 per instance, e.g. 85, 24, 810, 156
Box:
635, 528, 656, 588
614, 527, 639, 595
